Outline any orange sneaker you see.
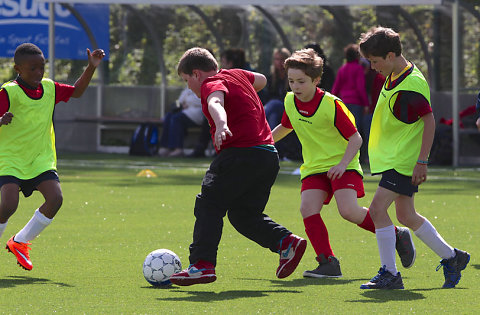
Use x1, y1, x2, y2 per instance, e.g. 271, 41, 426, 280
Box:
6, 235, 32, 270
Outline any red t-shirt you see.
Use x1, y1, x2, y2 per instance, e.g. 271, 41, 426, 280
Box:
281, 88, 358, 139
0, 79, 75, 116
385, 68, 432, 123
201, 69, 274, 151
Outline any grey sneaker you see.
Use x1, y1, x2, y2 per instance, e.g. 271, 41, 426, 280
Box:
360, 266, 404, 289
436, 248, 470, 288
303, 254, 342, 278
395, 226, 416, 268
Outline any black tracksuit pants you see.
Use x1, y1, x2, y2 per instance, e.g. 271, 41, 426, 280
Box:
189, 146, 291, 266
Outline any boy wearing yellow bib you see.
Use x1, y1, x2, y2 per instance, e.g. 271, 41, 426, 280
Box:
272, 49, 414, 278
0, 43, 105, 270
359, 26, 469, 289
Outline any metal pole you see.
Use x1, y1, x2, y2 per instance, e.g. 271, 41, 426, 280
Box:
48, 3, 55, 80
452, 0, 459, 167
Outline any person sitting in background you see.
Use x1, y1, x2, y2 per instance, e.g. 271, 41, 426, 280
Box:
158, 87, 204, 157
264, 48, 291, 129
305, 43, 335, 92
220, 48, 253, 70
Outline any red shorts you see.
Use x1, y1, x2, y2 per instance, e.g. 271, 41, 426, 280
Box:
301, 170, 365, 205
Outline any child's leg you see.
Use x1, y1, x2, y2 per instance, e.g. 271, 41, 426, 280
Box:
395, 196, 454, 259
331, 171, 375, 233
15, 180, 62, 243
334, 189, 375, 233
0, 183, 20, 237
370, 187, 398, 275
300, 189, 333, 258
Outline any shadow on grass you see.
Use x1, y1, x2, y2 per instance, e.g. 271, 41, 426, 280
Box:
156, 289, 301, 302
0, 275, 73, 288
471, 264, 480, 270
347, 289, 426, 303
240, 277, 363, 287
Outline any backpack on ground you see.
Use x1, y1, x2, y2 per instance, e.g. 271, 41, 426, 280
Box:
129, 123, 159, 156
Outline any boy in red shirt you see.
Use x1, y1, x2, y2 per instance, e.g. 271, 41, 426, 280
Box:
169, 47, 307, 286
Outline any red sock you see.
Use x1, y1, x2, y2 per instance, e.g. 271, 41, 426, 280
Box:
357, 209, 376, 233
303, 214, 334, 257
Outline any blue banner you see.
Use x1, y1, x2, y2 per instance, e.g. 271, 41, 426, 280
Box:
0, 0, 109, 60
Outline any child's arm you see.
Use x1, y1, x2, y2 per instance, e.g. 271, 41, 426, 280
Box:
71, 48, 105, 98
271, 124, 293, 142
412, 112, 435, 185
207, 90, 232, 150
252, 72, 267, 92
327, 131, 362, 181
0, 112, 13, 126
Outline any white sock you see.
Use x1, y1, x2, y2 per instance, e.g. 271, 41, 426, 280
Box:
376, 225, 398, 275
414, 218, 455, 260
0, 221, 7, 239
15, 209, 53, 243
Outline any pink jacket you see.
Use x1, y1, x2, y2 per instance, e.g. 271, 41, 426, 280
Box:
331, 60, 369, 107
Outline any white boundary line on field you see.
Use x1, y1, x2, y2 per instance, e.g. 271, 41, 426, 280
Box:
58, 159, 480, 181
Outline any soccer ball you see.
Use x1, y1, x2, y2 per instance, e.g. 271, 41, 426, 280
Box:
143, 249, 182, 287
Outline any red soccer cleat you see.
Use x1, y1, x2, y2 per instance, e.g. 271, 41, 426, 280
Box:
6, 235, 33, 270
170, 260, 216, 286
276, 234, 307, 279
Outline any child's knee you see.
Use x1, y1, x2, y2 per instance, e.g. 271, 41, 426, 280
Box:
338, 205, 358, 222
300, 206, 319, 219
0, 200, 18, 221
396, 211, 419, 227
46, 192, 63, 210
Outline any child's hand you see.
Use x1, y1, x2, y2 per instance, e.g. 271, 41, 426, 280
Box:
327, 163, 346, 181
476, 117, 480, 131
87, 48, 105, 68
0, 112, 13, 125
412, 163, 427, 185
214, 125, 233, 150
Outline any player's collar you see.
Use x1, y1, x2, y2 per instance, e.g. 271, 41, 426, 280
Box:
15, 76, 39, 90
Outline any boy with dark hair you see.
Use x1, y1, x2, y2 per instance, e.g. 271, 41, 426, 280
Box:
0, 43, 105, 270
169, 47, 306, 286
358, 26, 470, 289
271, 48, 414, 278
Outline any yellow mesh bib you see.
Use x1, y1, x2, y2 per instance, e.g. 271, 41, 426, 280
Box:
0, 78, 57, 179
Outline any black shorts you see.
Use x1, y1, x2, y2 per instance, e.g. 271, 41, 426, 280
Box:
0, 170, 60, 197
378, 169, 418, 197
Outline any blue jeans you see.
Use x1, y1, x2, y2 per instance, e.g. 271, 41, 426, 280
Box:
346, 104, 367, 162
345, 104, 364, 135
362, 112, 373, 162
159, 111, 197, 149
264, 99, 284, 129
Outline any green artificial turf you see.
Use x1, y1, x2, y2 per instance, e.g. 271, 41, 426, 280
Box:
0, 153, 478, 314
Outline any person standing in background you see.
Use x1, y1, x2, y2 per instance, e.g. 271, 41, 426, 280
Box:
332, 44, 369, 162
360, 57, 385, 163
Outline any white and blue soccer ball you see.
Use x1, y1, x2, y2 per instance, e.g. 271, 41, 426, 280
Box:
143, 249, 182, 287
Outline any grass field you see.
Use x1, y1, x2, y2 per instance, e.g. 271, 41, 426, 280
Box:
0, 153, 478, 314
